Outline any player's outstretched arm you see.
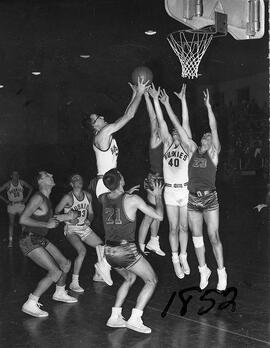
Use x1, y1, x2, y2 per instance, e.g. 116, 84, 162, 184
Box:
101, 77, 149, 137
203, 89, 221, 154
0, 182, 10, 204
144, 91, 160, 145
85, 191, 94, 224
174, 84, 192, 138
160, 89, 196, 153
149, 83, 172, 145
20, 194, 59, 229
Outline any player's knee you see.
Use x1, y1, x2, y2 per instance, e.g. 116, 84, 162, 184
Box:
126, 273, 137, 286
169, 225, 178, 235
192, 236, 204, 248
78, 246, 87, 258
179, 223, 188, 233
146, 273, 158, 288
60, 259, 71, 273
49, 268, 62, 283
209, 233, 220, 246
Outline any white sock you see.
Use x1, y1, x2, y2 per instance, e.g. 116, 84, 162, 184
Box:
150, 236, 158, 241
72, 274, 79, 284
140, 243, 145, 252
172, 252, 179, 263
199, 264, 207, 272
180, 253, 187, 259
217, 267, 226, 273
112, 307, 122, 316
29, 293, 39, 303
131, 308, 143, 319
56, 285, 65, 293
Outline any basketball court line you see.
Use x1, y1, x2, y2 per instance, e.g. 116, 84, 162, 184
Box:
98, 291, 270, 345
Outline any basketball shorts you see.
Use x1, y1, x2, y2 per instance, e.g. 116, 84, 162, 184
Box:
20, 232, 50, 256
7, 202, 25, 215
164, 186, 189, 207
104, 240, 142, 270
188, 191, 219, 212
64, 224, 94, 241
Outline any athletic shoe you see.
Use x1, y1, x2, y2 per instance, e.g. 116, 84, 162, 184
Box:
106, 315, 126, 328
52, 290, 78, 303
22, 299, 48, 318
172, 259, 185, 279
126, 316, 151, 334
217, 267, 227, 292
179, 254, 190, 275
198, 265, 211, 290
93, 272, 106, 283
95, 258, 113, 286
69, 282, 84, 293
146, 237, 166, 256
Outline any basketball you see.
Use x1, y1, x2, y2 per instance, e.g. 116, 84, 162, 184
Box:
131, 66, 153, 85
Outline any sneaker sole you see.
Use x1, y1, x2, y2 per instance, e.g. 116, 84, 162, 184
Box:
22, 308, 48, 318
93, 276, 106, 283
126, 322, 151, 334
69, 287, 84, 293
146, 245, 166, 256
106, 322, 126, 328
172, 263, 185, 279
52, 296, 78, 303
95, 264, 113, 286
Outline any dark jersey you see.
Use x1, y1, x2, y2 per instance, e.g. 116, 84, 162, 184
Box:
188, 149, 217, 192
23, 192, 53, 237
149, 143, 163, 175
102, 193, 136, 242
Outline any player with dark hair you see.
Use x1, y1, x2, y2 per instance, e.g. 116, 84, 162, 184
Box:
100, 168, 163, 334
19, 171, 78, 318
162, 88, 227, 291
55, 174, 106, 292
138, 90, 165, 256
0, 171, 32, 247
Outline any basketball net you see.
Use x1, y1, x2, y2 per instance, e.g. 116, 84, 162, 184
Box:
167, 29, 214, 79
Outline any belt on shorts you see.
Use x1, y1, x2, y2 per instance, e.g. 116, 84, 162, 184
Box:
97, 175, 103, 179
165, 182, 188, 188
106, 240, 135, 246
190, 190, 215, 197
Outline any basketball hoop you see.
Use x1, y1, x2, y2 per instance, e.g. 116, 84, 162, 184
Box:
167, 28, 215, 79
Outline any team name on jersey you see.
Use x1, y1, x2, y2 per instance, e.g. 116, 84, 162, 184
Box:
192, 157, 207, 168
164, 150, 187, 162
72, 203, 89, 211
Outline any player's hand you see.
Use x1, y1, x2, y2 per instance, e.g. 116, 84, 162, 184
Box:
128, 82, 137, 96
150, 180, 164, 196
159, 89, 169, 105
47, 218, 59, 229
127, 185, 140, 194
136, 77, 150, 94
253, 204, 267, 212
203, 88, 211, 107
174, 83, 186, 101
148, 83, 160, 100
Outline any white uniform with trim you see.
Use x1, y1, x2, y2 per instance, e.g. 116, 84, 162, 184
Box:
64, 191, 94, 240
93, 137, 119, 197
163, 142, 189, 207
7, 181, 25, 215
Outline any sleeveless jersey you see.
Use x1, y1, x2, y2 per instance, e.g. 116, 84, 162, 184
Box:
24, 192, 52, 236
7, 181, 24, 203
149, 143, 163, 175
64, 191, 90, 226
102, 193, 136, 242
163, 142, 189, 184
93, 137, 119, 175
188, 149, 217, 192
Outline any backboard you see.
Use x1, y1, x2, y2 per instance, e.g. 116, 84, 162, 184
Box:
165, 0, 265, 40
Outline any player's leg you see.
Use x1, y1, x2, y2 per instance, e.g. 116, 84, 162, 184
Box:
81, 228, 106, 283
146, 218, 165, 256
126, 257, 157, 334
7, 212, 15, 247
204, 208, 227, 291
106, 268, 137, 328
166, 204, 184, 278
188, 209, 211, 289
66, 232, 87, 292
178, 204, 190, 274
22, 246, 62, 317
45, 242, 77, 303
138, 214, 153, 252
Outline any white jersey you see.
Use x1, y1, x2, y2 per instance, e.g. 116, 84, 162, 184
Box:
93, 137, 119, 175
7, 181, 24, 203
163, 142, 189, 184
64, 191, 90, 226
